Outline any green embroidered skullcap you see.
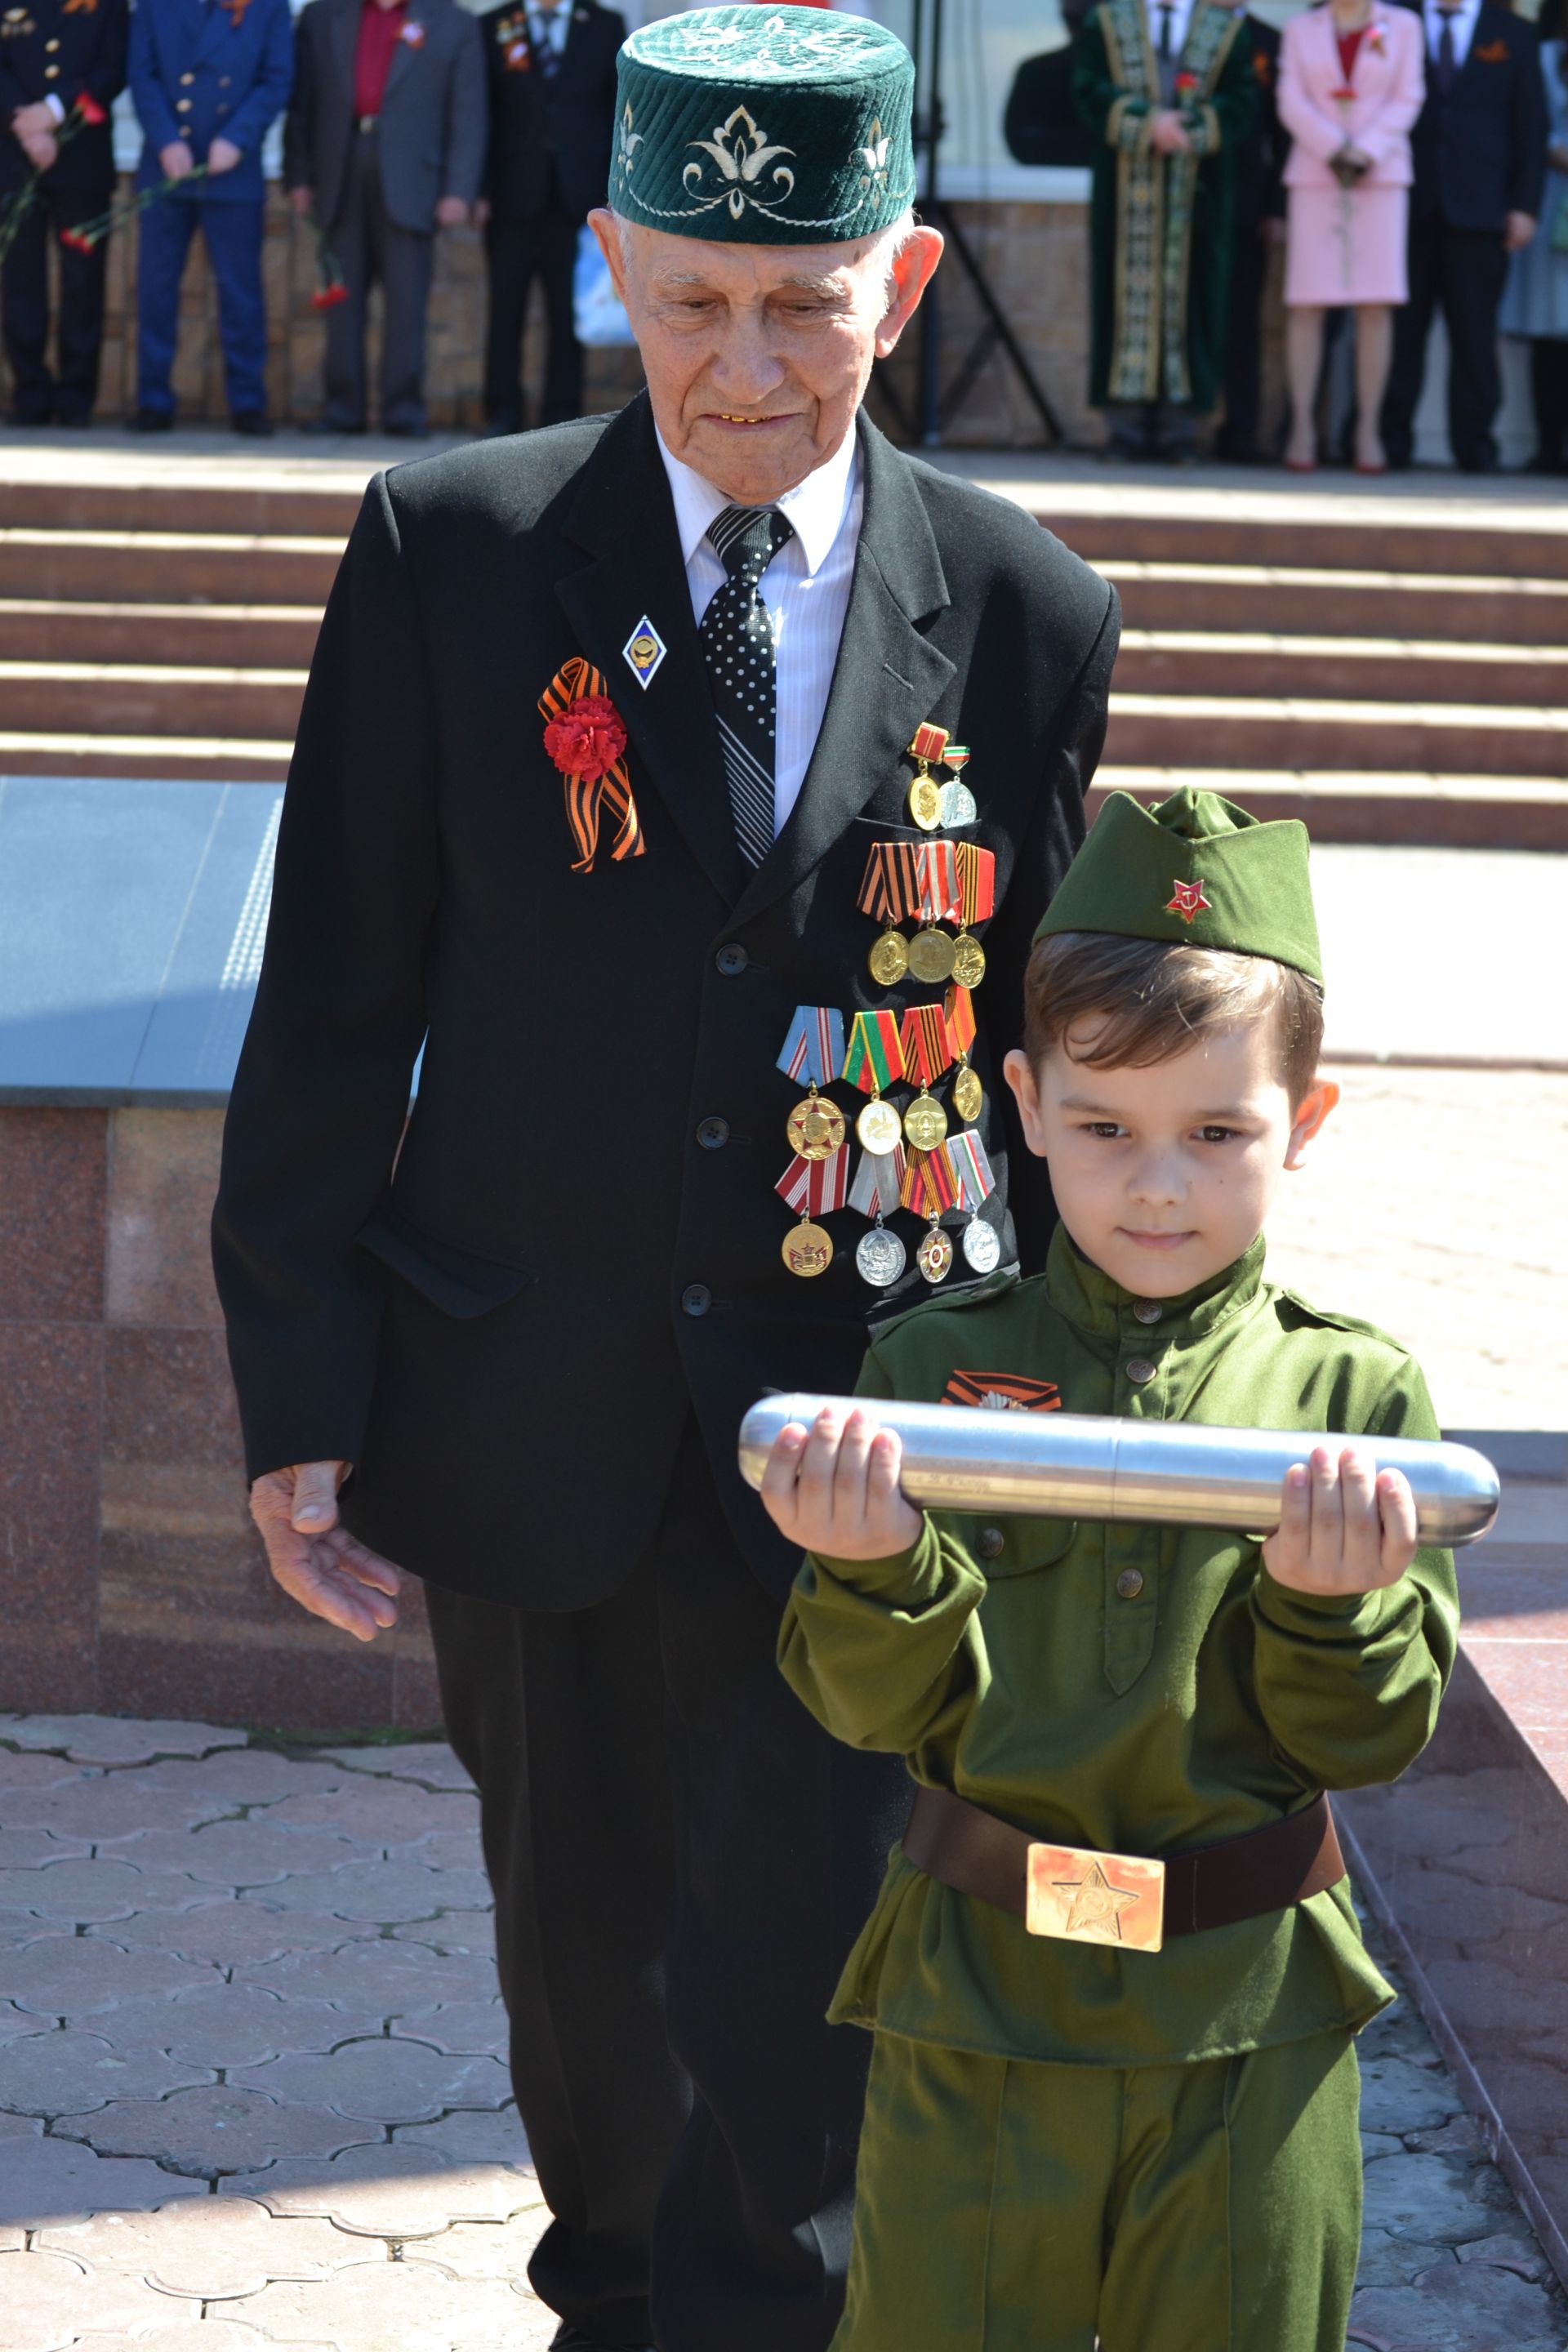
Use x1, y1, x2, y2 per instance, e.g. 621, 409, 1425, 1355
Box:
610, 6, 916, 244
1032, 786, 1324, 985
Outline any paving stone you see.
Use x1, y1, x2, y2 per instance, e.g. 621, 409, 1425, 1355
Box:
1361, 2149, 1516, 2246
0, 2247, 199, 2350
1348, 2256, 1566, 2350
138, 1753, 352, 1806
401, 2208, 551, 2281
1406, 2115, 1486, 2158
0, 2221, 22, 2251
1359, 2054, 1462, 2137
0, 2109, 41, 2138
0, 1999, 46, 2045
52, 2084, 383, 2175
0, 2026, 215, 2116
0, 2133, 207, 2226
229, 2144, 539, 2237
0, 1717, 247, 1765
108, 1985, 385, 2068
123, 1818, 380, 1887
393, 2109, 532, 2167
1455, 2230, 1548, 2280
316, 1743, 475, 1793
38, 2194, 371, 2296
90, 1900, 381, 1967
0, 1937, 220, 2017
392, 2000, 508, 2056
0, 1752, 87, 1792
0, 1855, 216, 1927
1, 1780, 232, 1844
1355, 2230, 1454, 2289
383, 1829, 484, 1873
390, 1909, 497, 1957
224, 2255, 537, 2347
239, 1937, 495, 2011
266, 1784, 474, 1843
234, 2037, 511, 2123
261, 1858, 492, 1922
76, 2327, 334, 2352
0, 1829, 91, 1868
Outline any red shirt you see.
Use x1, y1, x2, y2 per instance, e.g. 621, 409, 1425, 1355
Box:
1335, 25, 1367, 79
354, 0, 408, 120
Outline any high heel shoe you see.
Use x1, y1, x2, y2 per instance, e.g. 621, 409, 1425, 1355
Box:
1283, 455, 1316, 473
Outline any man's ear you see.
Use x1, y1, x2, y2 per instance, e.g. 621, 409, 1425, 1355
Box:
1284, 1076, 1339, 1171
875, 226, 944, 359
588, 207, 629, 301
1003, 1048, 1050, 1160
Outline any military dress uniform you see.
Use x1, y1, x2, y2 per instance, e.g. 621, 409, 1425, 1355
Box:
0, 0, 127, 423
777, 790, 1461, 2352
127, 0, 293, 428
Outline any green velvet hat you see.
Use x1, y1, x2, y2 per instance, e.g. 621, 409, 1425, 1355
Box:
610, 6, 916, 245
1032, 786, 1324, 985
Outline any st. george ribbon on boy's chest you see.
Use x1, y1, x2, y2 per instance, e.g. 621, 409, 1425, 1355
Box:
339, 395, 1109, 1606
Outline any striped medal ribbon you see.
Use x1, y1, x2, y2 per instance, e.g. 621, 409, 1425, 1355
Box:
902, 1143, 959, 1285
949, 1129, 1002, 1275
776, 1143, 849, 1281
944, 982, 983, 1124
844, 1011, 906, 1156
777, 1006, 848, 1164
900, 1001, 952, 1153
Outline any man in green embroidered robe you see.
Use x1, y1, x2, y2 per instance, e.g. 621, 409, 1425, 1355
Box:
1075, 0, 1255, 457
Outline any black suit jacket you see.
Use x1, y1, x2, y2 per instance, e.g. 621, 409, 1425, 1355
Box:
1003, 43, 1096, 170
285, 0, 487, 234
479, 0, 622, 222
0, 0, 127, 194
1234, 15, 1285, 225
1401, 0, 1548, 229
212, 398, 1118, 1608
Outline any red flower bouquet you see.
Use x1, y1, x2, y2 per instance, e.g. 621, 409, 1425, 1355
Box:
544, 693, 628, 785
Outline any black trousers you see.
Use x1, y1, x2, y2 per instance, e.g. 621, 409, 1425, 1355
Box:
1, 185, 109, 422
1529, 337, 1568, 468
1383, 212, 1508, 470
423, 1418, 912, 2352
323, 123, 433, 431
484, 202, 582, 428
1217, 217, 1270, 458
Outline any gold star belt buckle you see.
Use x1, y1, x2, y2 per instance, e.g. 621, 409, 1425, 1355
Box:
1026, 1842, 1165, 1954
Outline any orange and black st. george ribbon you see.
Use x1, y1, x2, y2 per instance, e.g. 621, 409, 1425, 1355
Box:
942, 1370, 1063, 1413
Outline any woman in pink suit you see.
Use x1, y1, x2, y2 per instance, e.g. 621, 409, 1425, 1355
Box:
1277, 0, 1426, 470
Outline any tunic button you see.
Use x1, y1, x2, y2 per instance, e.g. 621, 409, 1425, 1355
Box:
1116, 1567, 1145, 1600
44, 35, 58, 47
1134, 1299, 1163, 1325
977, 1527, 1005, 1561
43, 62, 58, 74
1125, 1357, 1157, 1385
176, 95, 190, 107
715, 942, 748, 977
680, 1283, 712, 1317
180, 69, 195, 82
696, 1116, 729, 1150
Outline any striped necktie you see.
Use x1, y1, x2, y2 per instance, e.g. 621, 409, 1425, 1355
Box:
700, 503, 794, 869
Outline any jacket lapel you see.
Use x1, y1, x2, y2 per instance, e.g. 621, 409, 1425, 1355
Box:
555, 398, 747, 907
381, 4, 427, 105
328, 0, 359, 106
730, 415, 954, 927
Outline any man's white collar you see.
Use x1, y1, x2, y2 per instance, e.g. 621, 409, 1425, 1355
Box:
656, 425, 859, 577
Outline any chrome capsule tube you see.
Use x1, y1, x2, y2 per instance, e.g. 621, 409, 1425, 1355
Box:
737, 1394, 1500, 1548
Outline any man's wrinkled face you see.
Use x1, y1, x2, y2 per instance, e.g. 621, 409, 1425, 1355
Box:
590, 210, 942, 502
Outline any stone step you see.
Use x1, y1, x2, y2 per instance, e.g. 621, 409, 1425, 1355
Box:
1116, 630, 1568, 706
1106, 691, 1568, 780
0, 528, 342, 606
0, 598, 322, 667
1104, 561, 1568, 646
0, 728, 292, 779
0, 476, 365, 538
1090, 767, 1568, 851
0, 660, 306, 742
1036, 501, 1568, 581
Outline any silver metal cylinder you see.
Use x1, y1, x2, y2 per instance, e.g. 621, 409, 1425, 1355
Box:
737, 1394, 1500, 1548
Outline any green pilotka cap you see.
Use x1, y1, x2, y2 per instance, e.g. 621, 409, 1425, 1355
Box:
610, 5, 916, 245
1032, 786, 1325, 986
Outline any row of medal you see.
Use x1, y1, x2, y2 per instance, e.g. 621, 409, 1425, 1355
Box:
774, 1000, 1000, 1288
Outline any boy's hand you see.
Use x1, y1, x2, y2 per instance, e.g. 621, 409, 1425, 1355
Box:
759, 1405, 924, 1561
1263, 1446, 1419, 1597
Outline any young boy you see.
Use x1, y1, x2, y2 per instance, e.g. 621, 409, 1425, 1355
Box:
760, 785, 1459, 2352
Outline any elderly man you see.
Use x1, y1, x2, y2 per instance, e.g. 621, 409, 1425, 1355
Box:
214, 11, 1116, 2350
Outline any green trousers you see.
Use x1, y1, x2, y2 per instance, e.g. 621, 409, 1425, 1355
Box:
834, 2028, 1361, 2352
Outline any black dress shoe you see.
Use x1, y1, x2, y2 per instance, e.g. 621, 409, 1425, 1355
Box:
549, 2328, 656, 2351
481, 415, 521, 439
56, 411, 91, 429
130, 408, 174, 433
232, 411, 274, 438
301, 415, 363, 434
10, 408, 54, 426
383, 419, 431, 439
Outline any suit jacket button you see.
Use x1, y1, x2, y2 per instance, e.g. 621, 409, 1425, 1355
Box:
1116, 1567, 1145, 1600
978, 1526, 1004, 1560
696, 1117, 729, 1150
1125, 1356, 1157, 1385
715, 942, 748, 976
681, 1283, 712, 1317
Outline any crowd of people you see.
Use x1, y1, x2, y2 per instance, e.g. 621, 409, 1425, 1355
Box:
0, 0, 623, 436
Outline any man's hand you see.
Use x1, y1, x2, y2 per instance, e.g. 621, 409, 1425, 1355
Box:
207, 136, 243, 175
434, 194, 469, 228
1505, 210, 1537, 252
160, 140, 196, 179
19, 129, 57, 170
472, 195, 491, 231
1149, 109, 1192, 154
288, 182, 315, 216
250, 1460, 403, 1642
1262, 1446, 1419, 1597
12, 100, 58, 141
760, 1404, 924, 1562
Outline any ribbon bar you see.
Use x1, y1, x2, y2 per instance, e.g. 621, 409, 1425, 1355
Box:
944, 982, 978, 1061
901, 1002, 951, 1088
902, 1143, 959, 1218
955, 842, 996, 925
844, 1009, 906, 1096
948, 1129, 996, 1213
777, 1007, 846, 1089
909, 722, 950, 765
858, 841, 962, 929
849, 1143, 906, 1218
776, 1147, 850, 1217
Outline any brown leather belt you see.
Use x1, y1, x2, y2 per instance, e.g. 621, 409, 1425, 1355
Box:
902, 1785, 1344, 1955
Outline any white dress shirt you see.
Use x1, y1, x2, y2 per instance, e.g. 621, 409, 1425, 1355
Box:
527, 0, 572, 64
656, 426, 862, 839
1147, 0, 1196, 65
1424, 0, 1481, 69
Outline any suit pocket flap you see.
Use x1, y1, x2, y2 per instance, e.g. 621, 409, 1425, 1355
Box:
355, 1205, 534, 1319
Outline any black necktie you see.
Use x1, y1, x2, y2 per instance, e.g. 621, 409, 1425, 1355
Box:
533, 7, 560, 78
1157, 2, 1174, 54
701, 505, 794, 870
1436, 7, 1458, 93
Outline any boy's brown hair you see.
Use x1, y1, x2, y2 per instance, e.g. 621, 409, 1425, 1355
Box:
1022, 932, 1325, 1105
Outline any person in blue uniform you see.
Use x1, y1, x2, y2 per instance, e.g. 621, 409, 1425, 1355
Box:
127, 0, 294, 434
1, 0, 128, 424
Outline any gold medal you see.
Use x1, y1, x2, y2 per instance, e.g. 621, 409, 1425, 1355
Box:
868, 929, 909, 987
857, 1094, 904, 1155
907, 771, 942, 832
782, 1218, 834, 1278
903, 1089, 949, 1152
786, 1089, 846, 1163
951, 931, 987, 989
917, 1223, 954, 1284
907, 927, 956, 985
952, 1063, 983, 1125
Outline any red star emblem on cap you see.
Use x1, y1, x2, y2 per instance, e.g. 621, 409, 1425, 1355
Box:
1166, 879, 1211, 924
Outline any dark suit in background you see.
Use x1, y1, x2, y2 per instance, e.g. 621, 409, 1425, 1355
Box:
1003, 7, 1097, 171
285, 0, 485, 432
1216, 11, 1286, 459
1383, 0, 1548, 469
478, 0, 622, 431
212, 393, 1117, 2351
0, 0, 127, 423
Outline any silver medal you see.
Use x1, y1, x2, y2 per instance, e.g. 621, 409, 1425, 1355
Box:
857, 1224, 908, 1289
940, 779, 978, 828
961, 1216, 1002, 1274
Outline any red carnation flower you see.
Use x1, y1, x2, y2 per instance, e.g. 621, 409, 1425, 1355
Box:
75, 92, 108, 125
543, 693, 627, 782
59, 227, 96, 252
1174, 69, 1198, 92
311, 282, 349, 309
1330, 83, 1357, 100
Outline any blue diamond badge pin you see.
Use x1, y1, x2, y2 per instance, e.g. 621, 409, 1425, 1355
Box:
623, 616, 667, 691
